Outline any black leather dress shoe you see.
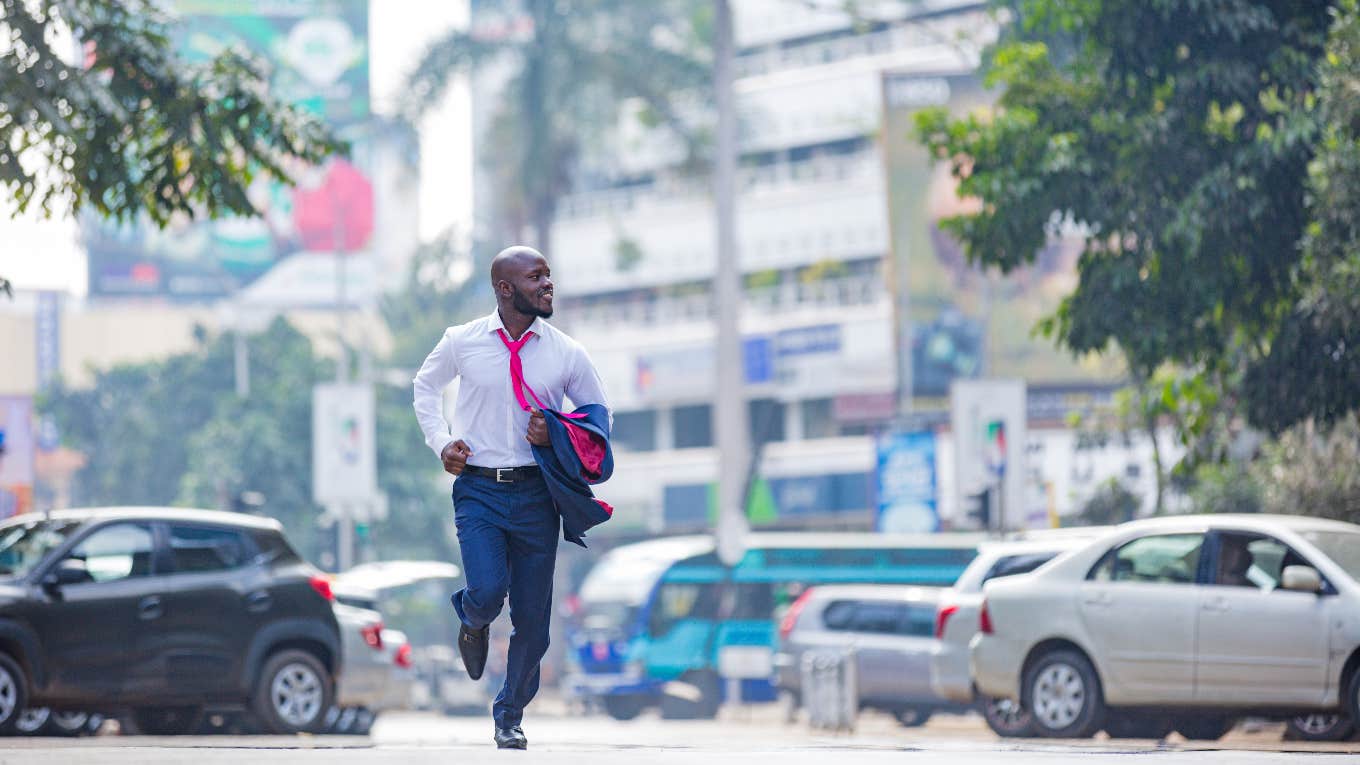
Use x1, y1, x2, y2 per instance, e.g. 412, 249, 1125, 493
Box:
494, 725, 527, 749
458, 624, 489, 681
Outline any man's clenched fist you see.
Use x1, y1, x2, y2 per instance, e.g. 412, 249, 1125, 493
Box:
442, 439, 473, 476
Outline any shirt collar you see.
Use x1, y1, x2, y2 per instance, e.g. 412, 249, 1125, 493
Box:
486, 309, 545, 340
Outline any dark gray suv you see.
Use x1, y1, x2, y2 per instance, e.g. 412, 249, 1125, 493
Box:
0, 507, 341, 735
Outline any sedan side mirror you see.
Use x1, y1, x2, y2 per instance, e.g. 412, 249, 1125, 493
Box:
42, 558, 91, 593
1281, 565, 1323, 593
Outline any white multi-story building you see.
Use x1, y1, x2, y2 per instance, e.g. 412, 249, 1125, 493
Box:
469, 0, 1168, 534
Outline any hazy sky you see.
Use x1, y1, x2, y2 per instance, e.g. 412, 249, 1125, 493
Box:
0, 0, 473, 297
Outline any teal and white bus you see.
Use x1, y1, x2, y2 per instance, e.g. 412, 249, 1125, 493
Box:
591, 532, 983, 720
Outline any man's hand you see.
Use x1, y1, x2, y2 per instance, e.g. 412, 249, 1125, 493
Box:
526, 408, 550, 447
441, 439, 473, 476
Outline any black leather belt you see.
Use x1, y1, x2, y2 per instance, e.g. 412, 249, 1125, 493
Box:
462, 465, 541, 483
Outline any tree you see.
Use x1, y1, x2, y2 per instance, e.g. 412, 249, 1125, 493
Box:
1243, 0, 1360, 434
1255, 414, 1360, 525
42, 319, 335, 559
1071, 478, 1139, 527
916, 1, 1336, 413
404, 0, 709, 251
1, 0, 338, 293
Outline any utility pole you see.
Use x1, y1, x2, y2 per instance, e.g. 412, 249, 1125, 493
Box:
713, 0, 749, 570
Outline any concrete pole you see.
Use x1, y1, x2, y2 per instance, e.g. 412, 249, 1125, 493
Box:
713, 0, 749, 570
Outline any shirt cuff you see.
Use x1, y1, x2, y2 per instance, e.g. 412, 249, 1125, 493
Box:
431, 436, 456, 460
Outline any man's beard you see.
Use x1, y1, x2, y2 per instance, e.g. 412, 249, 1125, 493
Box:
512, 285, 553, 318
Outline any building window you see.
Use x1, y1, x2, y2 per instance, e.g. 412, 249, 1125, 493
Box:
612, 410, 657, 453
673, 404, 713, 449
802, 398, 837, 439
749, 398, 786, 444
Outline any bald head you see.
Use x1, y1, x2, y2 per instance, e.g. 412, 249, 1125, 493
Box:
490, 244, 555, 321
490, 245, 546, 285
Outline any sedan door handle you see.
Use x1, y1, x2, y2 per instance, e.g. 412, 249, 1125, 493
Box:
1082, 592, 1112, 607
245, 590, 273, 613
138, 596, 163, 621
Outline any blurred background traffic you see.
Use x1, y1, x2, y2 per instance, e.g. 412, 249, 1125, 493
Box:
0, 0, 1357, 748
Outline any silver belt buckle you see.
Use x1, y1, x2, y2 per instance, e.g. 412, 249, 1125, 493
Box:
496, 467, 512, 483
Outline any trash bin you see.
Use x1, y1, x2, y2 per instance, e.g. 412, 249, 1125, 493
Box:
800, 648, 857, 732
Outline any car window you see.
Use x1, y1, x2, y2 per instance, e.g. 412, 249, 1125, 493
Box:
69, 523, 155, 583
1214, 533, 1310, 590
822, 600, 935, 637
167, 525, 252, 573
1298, 531, 1360, 582
981, 553, 1058, 586
1090, 533, 1204, 584
0, 520, 80, 578
648, 582, 720, 636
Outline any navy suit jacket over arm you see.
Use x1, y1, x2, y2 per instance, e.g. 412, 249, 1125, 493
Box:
530, 403, 614, 547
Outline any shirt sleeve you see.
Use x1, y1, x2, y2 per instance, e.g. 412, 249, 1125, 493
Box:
566, 341, 612, 428
413, 328, 460, 459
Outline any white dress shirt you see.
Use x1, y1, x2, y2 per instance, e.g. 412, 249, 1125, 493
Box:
413, 310, 611, 468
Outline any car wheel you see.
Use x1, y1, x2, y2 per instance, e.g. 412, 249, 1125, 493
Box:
980, 695, 1037, 738
15, 707, 50, 736
895, 707, 932, 728
602, 694, 647, 721
1024, 649, 1105, 738
48, 710, 91, 737
0, 653, 29, 735
350, 708, 375, 736
1175, 715, 1235, 741
251, 649, 333, 735
131, 706, 204, 736
660, 671, 721, 720
1286, 713, 1355, 742
1104, 711, 1173, 739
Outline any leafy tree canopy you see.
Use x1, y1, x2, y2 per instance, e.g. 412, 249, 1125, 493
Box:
1, 0, 339, 293
916, 0, 1340, 433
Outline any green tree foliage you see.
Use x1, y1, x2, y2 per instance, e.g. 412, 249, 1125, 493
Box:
1243, 0, 1360, 433
1255, 414, 1360, 524
43, 319, 333, 559
1, 0, 338, 293
404, 0, 709, 250
916, 0, 1337, 420
1072, 478, 1139, 526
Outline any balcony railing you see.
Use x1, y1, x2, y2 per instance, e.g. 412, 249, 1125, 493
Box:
564, 275, 886, 329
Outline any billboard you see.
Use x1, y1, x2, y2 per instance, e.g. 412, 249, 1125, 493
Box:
880, 71, 1118, 398
875, 430, 938, 533
312, 383, 379, 514
84, 0, 373, 302
0, 397, 35, 519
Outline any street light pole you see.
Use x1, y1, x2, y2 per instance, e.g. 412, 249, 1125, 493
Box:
713, 0, 749, 570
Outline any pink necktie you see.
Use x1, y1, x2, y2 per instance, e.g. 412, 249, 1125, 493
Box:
496, 329, 547, 412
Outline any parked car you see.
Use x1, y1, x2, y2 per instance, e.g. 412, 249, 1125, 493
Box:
932, 534, 1105, 737
327, 583, 417, 735
0, 507, 341, 735
971, 514, 1360, 740
776, 584, 968, 726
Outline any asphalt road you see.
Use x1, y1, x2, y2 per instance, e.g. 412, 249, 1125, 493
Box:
1, 708, 1356, 764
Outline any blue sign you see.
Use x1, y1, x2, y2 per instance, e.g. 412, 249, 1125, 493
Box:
743, 336, 774, 384
775, 324, 840, 357
876, 430, 939, 533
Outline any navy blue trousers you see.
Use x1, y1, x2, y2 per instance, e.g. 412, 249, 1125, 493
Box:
449, 472, 559, 728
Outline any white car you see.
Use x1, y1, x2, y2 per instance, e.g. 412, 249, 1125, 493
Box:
931, 535, 1101, 736
971, 514, 1360, 740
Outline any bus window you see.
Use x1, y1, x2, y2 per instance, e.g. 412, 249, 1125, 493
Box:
648, 581, 720, 637
728, 582, 776, 620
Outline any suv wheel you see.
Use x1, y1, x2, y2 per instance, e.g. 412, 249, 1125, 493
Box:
0, 654, 29, 735
49, 710, 92, 737
1024, 649, 1105, 738
130, 706, 204, 736
1286, 713, 1355, 742
895, 707, 932, 727
981, 695, 1037, 738
15, 707, 49, 736
252, 649, 333, 734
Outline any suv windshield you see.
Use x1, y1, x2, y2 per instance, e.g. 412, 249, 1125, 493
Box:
0, 519, 82, 578
1299, 531, 1360, 582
